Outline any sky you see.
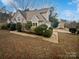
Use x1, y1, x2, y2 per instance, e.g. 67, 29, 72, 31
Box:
0, 0, 79, 22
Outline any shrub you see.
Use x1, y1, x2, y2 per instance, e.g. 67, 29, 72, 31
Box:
35, 26, 42, 35
1, 24, 8, 30
35, 24, 53, 37
43, 29, 53, 37
7, 23, 11, 29
25, 21, 32, 30
35, 24, 48, 35
77, 30, 79, 35
10, 23, 16, 31
49, 27, 53, 30
16, 22, 22, 32
39, 24, 48, 30
69, 28, 77, 34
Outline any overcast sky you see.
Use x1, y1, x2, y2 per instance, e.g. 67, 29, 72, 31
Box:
0, 0, 79, 22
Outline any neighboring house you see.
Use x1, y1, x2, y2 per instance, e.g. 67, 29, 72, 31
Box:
8, 8, 51, 27
58, 20, 78, 29
58, 20, 65, 29
0, 8, 6, 13
0, 8, 7, 25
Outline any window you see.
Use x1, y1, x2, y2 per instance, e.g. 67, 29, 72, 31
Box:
33, 23, 37, 26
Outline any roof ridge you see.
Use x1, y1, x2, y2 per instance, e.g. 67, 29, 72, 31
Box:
18, 10, 26, 20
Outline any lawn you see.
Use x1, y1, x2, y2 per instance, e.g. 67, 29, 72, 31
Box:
0, 30, 64, 59
0, 30, 79, 59
58, 32, 79, 58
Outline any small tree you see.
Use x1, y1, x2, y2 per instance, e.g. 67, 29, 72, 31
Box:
49, 17, 59, 28
16, 22, 22, 32
25, 21, 32, 30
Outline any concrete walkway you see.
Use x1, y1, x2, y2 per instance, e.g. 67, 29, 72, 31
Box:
10, 31, 58, 43
53, 29, 70, 33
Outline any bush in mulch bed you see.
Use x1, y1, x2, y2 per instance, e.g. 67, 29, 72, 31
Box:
0, 24, 8, 30
35, 24, 48, 35
7, 23, 11, 29
16, 22, 22, 32
35, 24, 53, 38
9, 23, 16, 31
25, 21, 32, 30
42, 29, 53, 38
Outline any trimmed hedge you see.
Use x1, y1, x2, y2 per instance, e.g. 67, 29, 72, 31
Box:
35, 24, 53, 37
49, 27, 53, 30
35, 24, 48, 35
25, 21, 32, 30
7, 23, 11, 29
16, 22, 22, 32
43, 29, 53, 37
38, 24, 48, 30
0, 24, 8, 30
10, 23, 16, 31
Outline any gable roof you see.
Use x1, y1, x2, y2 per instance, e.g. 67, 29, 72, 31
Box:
26, 11, 45, 21
25, 8, 50, 21
11, 8, 50, 22
11, 10, 26, 21
38, 8, 49, 14
17, 10, 26, 19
